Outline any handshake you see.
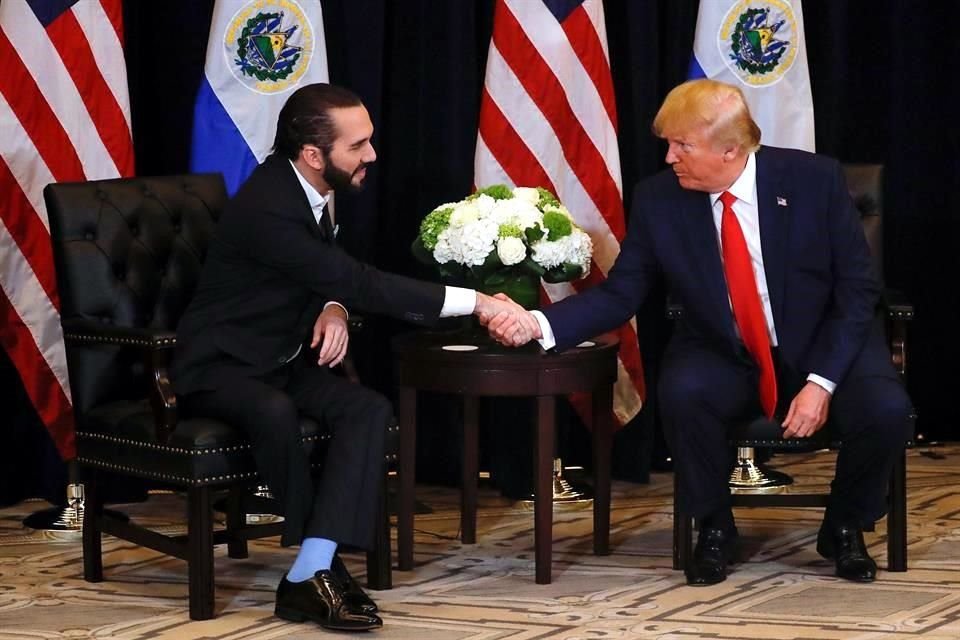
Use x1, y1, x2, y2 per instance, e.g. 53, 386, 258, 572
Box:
474, 292, 543, 347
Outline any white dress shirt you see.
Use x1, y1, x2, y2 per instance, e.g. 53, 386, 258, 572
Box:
289, 161, 477, 319
533, 153, 835, 394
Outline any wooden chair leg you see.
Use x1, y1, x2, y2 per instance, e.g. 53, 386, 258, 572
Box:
226, 486, 249, 559
366, 470, 392, 590
887, 450, 908, 571
82, 469, 104, 582
188, 486, 215, 620
397, 386, 416, 571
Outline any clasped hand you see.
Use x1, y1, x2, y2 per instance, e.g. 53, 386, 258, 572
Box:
475, 292, 542, 347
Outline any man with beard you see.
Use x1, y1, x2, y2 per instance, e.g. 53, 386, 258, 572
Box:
171, 83, 536, 631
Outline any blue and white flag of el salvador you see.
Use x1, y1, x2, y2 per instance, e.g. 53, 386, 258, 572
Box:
191, 0, 329, 194
689, 0, 815, 152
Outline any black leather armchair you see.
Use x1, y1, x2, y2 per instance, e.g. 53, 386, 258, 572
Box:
44, 174, 393, 620
670, 164, 915, 573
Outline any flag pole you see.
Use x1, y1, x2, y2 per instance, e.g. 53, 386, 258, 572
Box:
22, 460, 128, 531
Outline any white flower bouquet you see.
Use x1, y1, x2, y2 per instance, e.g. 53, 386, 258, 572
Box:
412, 185, 593, 308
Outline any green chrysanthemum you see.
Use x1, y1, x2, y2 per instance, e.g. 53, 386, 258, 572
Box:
474, 184, 514, 200
542, 209, 572, 239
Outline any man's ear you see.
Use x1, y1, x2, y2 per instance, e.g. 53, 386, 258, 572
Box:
721, 144, 742, 162
301, 145, 325, 171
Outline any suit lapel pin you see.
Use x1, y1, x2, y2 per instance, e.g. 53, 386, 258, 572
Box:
776, 196, 788, 207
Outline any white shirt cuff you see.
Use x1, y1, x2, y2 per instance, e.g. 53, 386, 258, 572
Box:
323, 301, 348, 319
441, 286, 477, 317
530, 310, 556, 351
806, 373, 836, 395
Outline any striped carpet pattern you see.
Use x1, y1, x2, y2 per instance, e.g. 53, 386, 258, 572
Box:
2, 446, 959, 639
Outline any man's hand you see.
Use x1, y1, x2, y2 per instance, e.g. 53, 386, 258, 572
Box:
311, 305, 349, 367
475, 292, 541, 346
782, 381, 831, 438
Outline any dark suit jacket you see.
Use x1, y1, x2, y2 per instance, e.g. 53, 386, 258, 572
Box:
172, 154, 445, 394
543, 146, 884, 387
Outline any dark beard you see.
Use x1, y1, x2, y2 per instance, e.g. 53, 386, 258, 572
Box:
323, 158, 368, 192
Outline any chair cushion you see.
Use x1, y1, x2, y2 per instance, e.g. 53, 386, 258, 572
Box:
729, 415, 833, 448
76, 400, 402, 487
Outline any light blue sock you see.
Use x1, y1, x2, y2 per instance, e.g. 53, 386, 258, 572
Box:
287, 537, 338, 583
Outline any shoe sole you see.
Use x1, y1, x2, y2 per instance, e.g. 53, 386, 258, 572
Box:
274, 605, 382, 631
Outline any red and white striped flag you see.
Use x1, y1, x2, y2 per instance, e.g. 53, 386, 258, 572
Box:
0, 0, 134, 460
475, 0, 645, 425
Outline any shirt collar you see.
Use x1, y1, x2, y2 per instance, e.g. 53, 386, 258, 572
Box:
710, 152, 756, 207
289, 159, 329, 214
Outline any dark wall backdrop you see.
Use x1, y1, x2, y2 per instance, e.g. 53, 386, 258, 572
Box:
5, 0, 959, 503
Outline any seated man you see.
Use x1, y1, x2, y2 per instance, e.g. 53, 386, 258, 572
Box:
487, 79, 912, 586
172, 83, 535, 631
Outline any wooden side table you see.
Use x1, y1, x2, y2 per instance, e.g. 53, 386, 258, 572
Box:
392, 329, 619, 584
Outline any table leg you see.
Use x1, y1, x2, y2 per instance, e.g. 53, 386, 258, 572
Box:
592, 384, 613, 555
461, 395, 479, 544
534, 395, 555, 584
398, 386, 416, 571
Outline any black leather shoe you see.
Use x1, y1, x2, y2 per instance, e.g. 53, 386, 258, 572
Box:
275, 570, 383, 631
331, 555, 378, 614
816, 522, 877, 582
685, 527, 739, 586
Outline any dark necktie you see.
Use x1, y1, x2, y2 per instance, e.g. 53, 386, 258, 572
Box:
719, 191, 778, 418
318, 204, 335, 244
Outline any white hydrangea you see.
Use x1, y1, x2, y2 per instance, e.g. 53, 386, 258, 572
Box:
497, 236, 526, 266
531, 228, 593, 276
433, 217, 499, 266
490, 197, 542, 231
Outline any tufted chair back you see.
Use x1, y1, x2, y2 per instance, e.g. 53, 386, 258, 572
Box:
44, 175, 226, 416
842, 164, 884, 286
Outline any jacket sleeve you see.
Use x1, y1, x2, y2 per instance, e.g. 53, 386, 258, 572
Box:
233, 202, 445, 326
542, 183, 660, 351
802, 160, 880, 384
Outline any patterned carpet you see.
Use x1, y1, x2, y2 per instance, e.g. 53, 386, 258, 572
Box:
2, 446, 960, 639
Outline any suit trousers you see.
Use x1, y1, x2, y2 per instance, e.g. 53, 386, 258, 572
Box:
659, 323, 913, 529
180, 354, 392, 549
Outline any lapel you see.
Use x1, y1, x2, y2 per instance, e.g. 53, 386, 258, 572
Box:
754, 147, 789, 333
272, 154, 324, 240
678, 187, 737, 341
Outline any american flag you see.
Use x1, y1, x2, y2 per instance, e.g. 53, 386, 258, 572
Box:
0, 0, 134, 460
475, 0, 645, 425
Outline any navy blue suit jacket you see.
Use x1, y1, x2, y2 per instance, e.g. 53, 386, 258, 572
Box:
543, 146, 884, 387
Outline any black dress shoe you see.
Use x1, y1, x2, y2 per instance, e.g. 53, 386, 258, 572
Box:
275, 570, 383, 631
685, 526, 739, 586
816, 522, 877, 582
331, 555, 378, 614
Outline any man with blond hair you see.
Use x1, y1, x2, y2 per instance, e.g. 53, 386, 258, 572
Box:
486, 79, 911, 586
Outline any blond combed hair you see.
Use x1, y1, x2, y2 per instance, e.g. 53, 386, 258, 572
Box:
652, 79, 761, 153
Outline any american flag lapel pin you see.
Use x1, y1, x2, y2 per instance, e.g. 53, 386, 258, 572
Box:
777, 196, 788, 207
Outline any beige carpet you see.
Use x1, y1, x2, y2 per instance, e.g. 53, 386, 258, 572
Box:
2, 446, 960, 639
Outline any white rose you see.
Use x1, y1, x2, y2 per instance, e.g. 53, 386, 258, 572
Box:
497, 236, 526, 266
449, 201, 480, 227
512, 187, 541, 205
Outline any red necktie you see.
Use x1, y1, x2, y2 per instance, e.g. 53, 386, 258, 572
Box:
719, 191, 778, 418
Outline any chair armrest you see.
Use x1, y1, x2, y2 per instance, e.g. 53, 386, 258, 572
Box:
882, 288, 914, 321
63, 319, 177, 350
880, 289, 911, 378
63, 319, 178, 443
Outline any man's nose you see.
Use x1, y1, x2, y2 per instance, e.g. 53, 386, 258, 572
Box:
364, 143, 377, 164
665, 146, 678, 164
